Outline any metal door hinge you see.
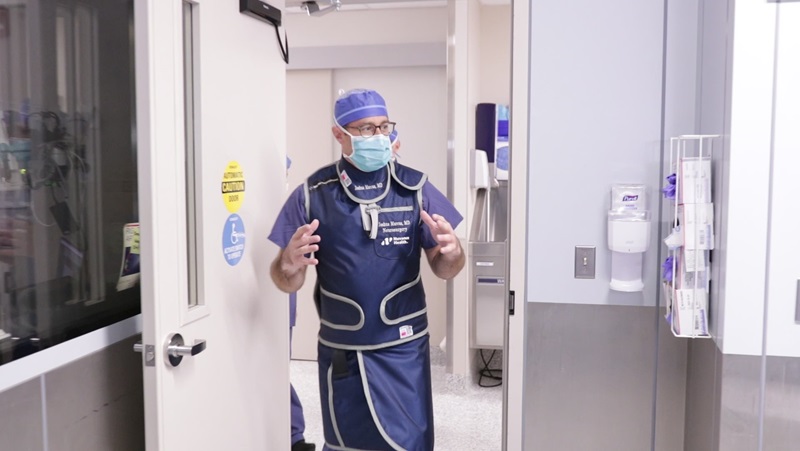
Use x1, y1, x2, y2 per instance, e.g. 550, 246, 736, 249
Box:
509, 290, 515, 316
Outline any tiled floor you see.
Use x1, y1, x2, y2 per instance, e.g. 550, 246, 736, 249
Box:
290, 347, 503, 450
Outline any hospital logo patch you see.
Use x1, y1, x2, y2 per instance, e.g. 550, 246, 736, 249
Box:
399, 325, 414, 339
380, 236, 410, 246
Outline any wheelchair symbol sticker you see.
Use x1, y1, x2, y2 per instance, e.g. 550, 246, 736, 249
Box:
222, 214, 246, 266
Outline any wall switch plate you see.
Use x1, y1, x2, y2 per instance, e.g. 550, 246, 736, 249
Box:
574, 246, 596, 279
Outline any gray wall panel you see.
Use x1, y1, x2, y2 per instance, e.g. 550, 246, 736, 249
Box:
45, 336, 143, 451
0, 377, 44, 451
718, 354, 761, 451
684, 338, 721, 451
524, 303, 659, 451
654, 315, 689, 451
683, 350, 800, 451
522, 304, 800, 451
763, 356, 800, 450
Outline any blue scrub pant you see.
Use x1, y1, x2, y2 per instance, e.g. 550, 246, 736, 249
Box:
291, 383, 305, 445
290, 327, 306, 445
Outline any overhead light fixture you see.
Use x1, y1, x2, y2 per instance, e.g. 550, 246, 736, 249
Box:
301, 0, 341, 16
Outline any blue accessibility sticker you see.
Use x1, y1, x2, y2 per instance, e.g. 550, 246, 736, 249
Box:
222, 214, 246, 266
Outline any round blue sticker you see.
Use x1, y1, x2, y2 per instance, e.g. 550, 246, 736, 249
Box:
222, 214, 246, 266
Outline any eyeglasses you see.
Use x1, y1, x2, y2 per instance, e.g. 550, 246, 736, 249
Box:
346, 121, 396, 138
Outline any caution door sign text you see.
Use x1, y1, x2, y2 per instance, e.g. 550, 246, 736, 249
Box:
222, 161, 245, 213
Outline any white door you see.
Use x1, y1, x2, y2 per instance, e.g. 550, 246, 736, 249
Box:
134, 0, 289, 449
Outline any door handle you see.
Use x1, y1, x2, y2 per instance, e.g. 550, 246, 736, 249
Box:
168, 338, 207, 357
164, 333, 207, 367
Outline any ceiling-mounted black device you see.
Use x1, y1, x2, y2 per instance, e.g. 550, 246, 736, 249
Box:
240, 0, 282, 27
239, 0, 288, 64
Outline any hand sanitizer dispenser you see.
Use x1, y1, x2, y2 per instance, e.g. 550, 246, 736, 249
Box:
608, 185, 650, 292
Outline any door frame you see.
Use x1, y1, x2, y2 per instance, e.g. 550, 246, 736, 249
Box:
504, 0, 530, 449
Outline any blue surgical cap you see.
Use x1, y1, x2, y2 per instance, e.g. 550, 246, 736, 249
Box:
334, 89, 389, 126
389, 130, 398, 145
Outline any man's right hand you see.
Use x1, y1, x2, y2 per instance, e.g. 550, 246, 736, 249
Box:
281, 219, 321, 274
271, 219, 321, 293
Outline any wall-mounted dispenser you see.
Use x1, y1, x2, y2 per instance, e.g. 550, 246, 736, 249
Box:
475, 103, 509, 180
471, 149, 490, 189
494, 105, 509, 181
608, 184, 650, 292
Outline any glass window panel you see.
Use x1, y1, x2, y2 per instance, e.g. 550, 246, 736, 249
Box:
0, 0, 138, 365
184, 1, 199, 308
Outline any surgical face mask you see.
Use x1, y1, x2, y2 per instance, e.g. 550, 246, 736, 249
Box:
343, 129, 392, 172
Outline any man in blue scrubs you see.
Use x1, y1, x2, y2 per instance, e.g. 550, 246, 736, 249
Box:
269, 89, 464, 450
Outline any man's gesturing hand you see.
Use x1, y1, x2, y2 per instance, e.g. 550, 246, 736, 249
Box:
281, 219, 321, 275
421, 210, 461, 257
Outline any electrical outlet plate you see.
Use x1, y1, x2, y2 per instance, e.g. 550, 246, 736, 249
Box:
574, 246, 596, 279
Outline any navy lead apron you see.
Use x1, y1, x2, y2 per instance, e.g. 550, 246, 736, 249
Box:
305, 160, 434, 451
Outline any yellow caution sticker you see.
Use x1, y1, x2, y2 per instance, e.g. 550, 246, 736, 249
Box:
221, 161, 245, 213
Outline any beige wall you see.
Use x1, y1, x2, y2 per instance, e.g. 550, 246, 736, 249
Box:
285, 70, 332, 360
284, 7, 448, 47
479, 4, 511, 105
